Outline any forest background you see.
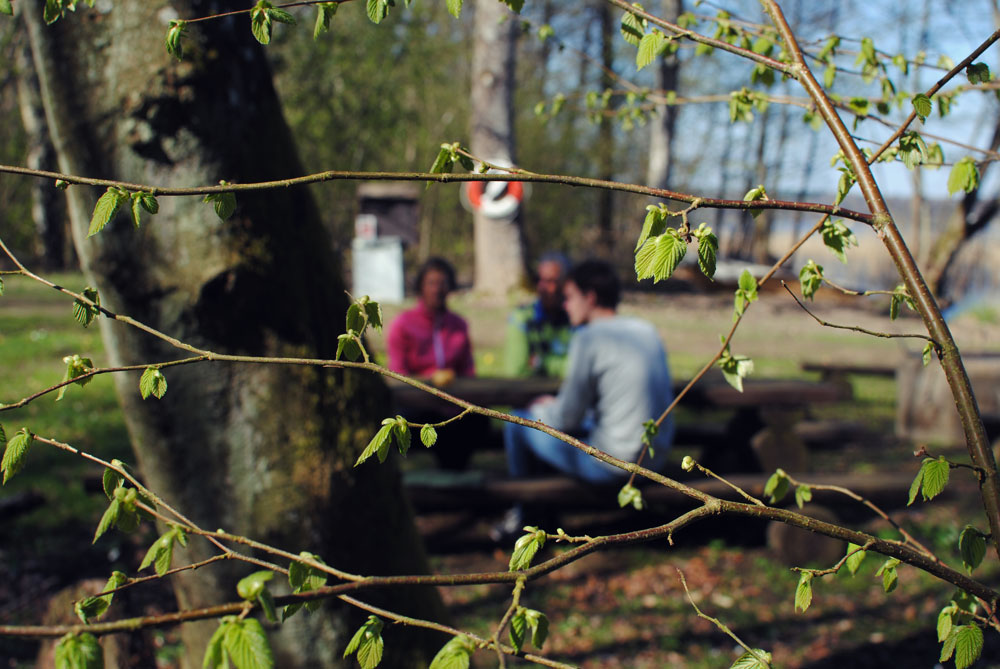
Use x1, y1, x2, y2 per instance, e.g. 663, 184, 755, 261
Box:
3, 0, 999, 299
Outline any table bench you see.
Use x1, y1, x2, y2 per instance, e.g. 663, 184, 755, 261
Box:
387, 374, 853, 473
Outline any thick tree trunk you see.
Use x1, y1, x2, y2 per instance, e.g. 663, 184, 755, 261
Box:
14, 22, 68, 270
23, 2, 444, 667
471, 0, 525, 294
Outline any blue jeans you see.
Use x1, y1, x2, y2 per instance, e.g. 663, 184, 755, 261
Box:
503, 408, 628, 484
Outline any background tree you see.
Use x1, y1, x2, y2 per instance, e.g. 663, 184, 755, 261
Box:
21, 0, 444, 666
470, 0, 527, 294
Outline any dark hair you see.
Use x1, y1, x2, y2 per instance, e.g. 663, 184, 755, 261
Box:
536, 251, 570, 276
568, 259, 619, 309
413, 256, 457, 294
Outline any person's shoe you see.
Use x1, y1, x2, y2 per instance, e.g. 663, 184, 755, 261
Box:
488, 507, 525, 544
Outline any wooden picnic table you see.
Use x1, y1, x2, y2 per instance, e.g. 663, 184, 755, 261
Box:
387, 374, 853, 473
386, 374, 850, 413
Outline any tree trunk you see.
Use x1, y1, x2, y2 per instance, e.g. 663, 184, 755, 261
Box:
596, 1, 615, 258
14, 20, 68, 270
22, 2, 444, 667
646, 0, 682, 192
924, 118, 1000, 299
471, 0, 525, 294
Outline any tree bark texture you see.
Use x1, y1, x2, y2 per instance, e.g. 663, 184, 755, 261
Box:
22, 2, 444, 666
471, 0, 525, 294
14, 21, 68, 269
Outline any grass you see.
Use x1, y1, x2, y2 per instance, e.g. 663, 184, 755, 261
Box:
1, 272, 131, 552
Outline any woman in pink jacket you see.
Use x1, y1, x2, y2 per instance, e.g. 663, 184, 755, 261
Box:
387, 257, 475, 380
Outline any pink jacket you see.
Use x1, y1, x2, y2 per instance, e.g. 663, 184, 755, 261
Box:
386, 302, 475, 378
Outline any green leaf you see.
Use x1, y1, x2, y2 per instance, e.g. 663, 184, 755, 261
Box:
73, 287, 100, 327
139, 367, 168, 400
846, 543, 867, 576
959, 526, 987, 573
719, 352, 754, 392
93, 498, 120, 543
43, 0, 61, 24
794, 572, 813, 612
2, 428, 34, 485
876, 558, 900, 593
336, 333, 363, 362
140, 528, 183, 576
634, 205, 667, 252
75, 571, 127, 623
794, 484, 812, 509
344, 616, 384, 669
637, 31, 667, 71
393, 416, 411, 456
346, 303, 365, 334
499, 0, 524, 12
284, 552, 328, 619
366, 0, 390, 24
509, 607, 527, 652
88, 187, 128, 237
696, 229, 718, 280
948, 156, 980, 195
203, 621, 229, 669
362, 300, 383, 331
617, 483, 644, 510
237, 571, 274, 601
743, 185, 767, 218
102, 462, 124, 499
223, 618, 274, 669
635, 231, 686, 283
267, 6, 296, 24
730, 650, 772, 669
941, 627, 958, 663
0, 0, 12, 16
509, 529, 545, 571
954, 624, 984, 669
620, 10, 645, 47
57, 354, 94, 401
921, 456, 950, 502
938, 606, 954, 643
355, 421, 395, 466
798, 260, 824, 300
204, 192, 237, 220
922, 341, 935, 366
763, 470, 788, 504
446, 0, 462, 19
314, 2, 338, 39
54, 632, 103, 669
428, 635, 474, 669
898, 131, 929, 170
420, 424, 437, 447
641, 419, 658, 455
820, 219, 858, 264
250, 1, 273, 44
525, 608, 548, 649
966, 62, 991, 85
911, 93, 932, 122
165, 20, 187, 60
738, 269, 757, 299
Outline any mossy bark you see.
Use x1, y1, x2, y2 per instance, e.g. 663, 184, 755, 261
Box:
23, 2, 445, 666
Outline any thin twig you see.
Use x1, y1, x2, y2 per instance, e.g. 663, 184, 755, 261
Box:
677, 569, 772, 668
782, 281, 936, 343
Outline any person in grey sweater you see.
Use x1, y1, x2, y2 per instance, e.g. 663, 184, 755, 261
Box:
502, 259, 675, 486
